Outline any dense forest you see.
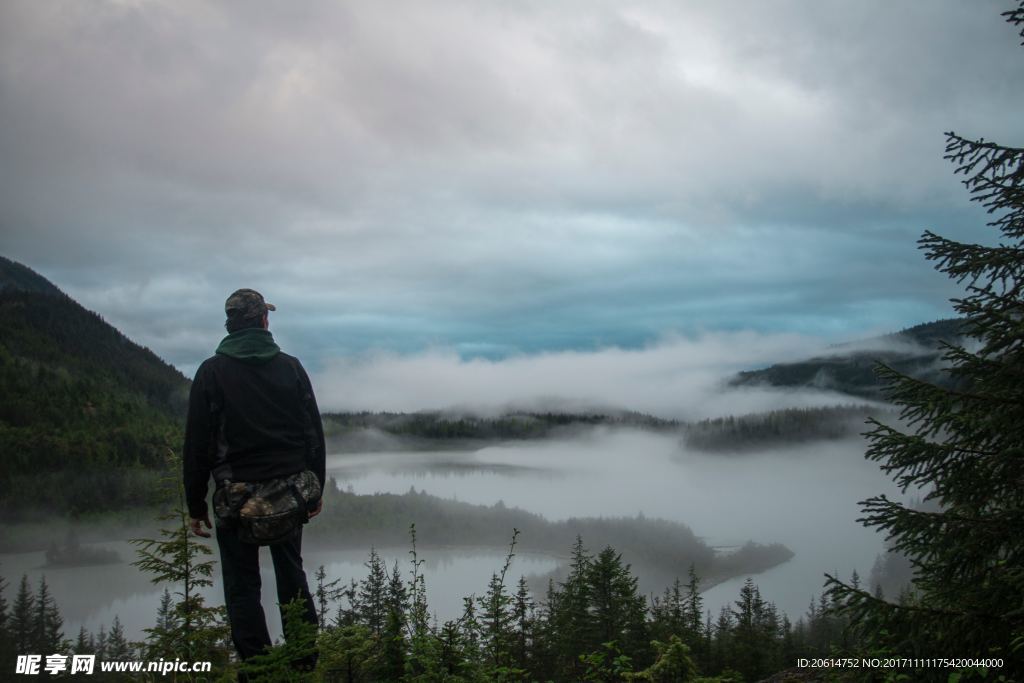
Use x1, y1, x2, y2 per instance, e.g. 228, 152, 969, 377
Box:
323, 406, 891, 455
680, 406, 890, 453
0, 528, 862, 683
322, 410, 680, 449
0, 257, 189, 517
308, 484, 794, 595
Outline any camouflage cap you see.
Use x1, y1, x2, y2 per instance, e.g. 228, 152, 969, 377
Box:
225, 288, 276, 319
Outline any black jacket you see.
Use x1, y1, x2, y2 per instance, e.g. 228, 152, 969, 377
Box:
183, 351, 326, 519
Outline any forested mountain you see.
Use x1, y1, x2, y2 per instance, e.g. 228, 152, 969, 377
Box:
730, 318, 966, 399
0, 256, 189, 516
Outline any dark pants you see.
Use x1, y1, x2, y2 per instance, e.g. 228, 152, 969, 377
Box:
215, 524, 319, 667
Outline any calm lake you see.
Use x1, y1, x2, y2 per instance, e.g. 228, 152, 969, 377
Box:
1, 427, 903, 642
327, 429, 904, 623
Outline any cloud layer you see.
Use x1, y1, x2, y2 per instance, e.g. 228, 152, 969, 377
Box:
1, 1, 1020, 372
313, 330, 869, 419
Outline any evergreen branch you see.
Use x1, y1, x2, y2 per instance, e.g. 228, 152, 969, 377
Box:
1005, 2, 1024, 44
825, 574, 992, 621
858, 495, 1019, 529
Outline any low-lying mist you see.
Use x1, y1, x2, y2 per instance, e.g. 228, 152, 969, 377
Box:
312, 331, 873, 420
327, 426, 908, 620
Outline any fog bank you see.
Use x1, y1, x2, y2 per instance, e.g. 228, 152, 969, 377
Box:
314, 332, 868, 420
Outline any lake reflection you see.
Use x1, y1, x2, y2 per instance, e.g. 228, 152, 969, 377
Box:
328, 428, 905, 621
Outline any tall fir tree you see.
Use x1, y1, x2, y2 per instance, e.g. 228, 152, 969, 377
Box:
730, 578, 770, 682
0, 575, 7, 639
94, 625, 108, 659
11, 575, 35, 655
358, 548, 387, 638
314, 564, 343, 630
552, 536, 592, 681
142, 588, 181, 660
530, 579, 560, 681
684, 565, 704, 646
649, 578, 686, 644
74, 626, 93, 655
826, 2, 1024, 673
0, 575, 12, 669
376, 559, 408, 680
584, 546, 650, 667
404, 525, 443, 680
479, 529, 520, 676
105, 615, 132, 660
511, 575, 535, 675
131, 452, 229, 666
32, 577, 64, 654
459, 594, 483, 680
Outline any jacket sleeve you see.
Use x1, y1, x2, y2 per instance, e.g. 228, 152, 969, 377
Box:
182, 363, 214, 519
297, 360, 327, 493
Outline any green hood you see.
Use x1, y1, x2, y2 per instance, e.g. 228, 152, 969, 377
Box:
215, 328, 281, 364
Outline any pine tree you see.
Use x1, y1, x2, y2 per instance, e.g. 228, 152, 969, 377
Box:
530, 579, 560, 681
377, 560, 408, 680
131, 452, 229, 665
358, 548, 387, 637
33, 576, 64, 654
684, 564, 704, 653
709, 606, 733, 675
649, 578, 685, 644
404, 525, 441, 680
0, 576, 5, 625
826, 3, 1024, 673
585, 546, 650, 667
730, 579, 770, 681
511, 575, 534, 675
314, 565, 343, 630
335, 577, 362, 628
142, 588, 181, 660
105, 615, 132, 660
0, 574, 13, 668
552, 536, 591, 680
95, 625, 108, 659
74, 626, 93, 655
317, 623, 376, 682
459, 594, 483, 677
11, 575, 35, 654
479, 529, 519, 675
237, 599, 319, 682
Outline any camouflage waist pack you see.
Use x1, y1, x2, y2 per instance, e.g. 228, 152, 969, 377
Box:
213, 470, 321, 546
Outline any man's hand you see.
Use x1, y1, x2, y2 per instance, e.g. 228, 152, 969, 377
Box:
308, 499, 323, 519
190, 515, 212, 538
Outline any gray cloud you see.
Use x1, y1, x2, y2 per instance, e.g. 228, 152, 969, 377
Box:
0, 0, 1020, 373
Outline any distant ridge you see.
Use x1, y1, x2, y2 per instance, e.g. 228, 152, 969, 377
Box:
0, 255, 65, 295
832, 318, 965, 352
731, 318, 965, 399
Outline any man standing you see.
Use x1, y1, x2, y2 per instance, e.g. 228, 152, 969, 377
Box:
183, 288, 325, 669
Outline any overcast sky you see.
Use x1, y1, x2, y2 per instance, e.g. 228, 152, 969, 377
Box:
2, 1, 1022, 397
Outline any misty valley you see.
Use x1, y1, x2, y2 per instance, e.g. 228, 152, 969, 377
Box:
6, 0, 1024, 677
2, 410, 909, 646
0, 254, 991, 679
